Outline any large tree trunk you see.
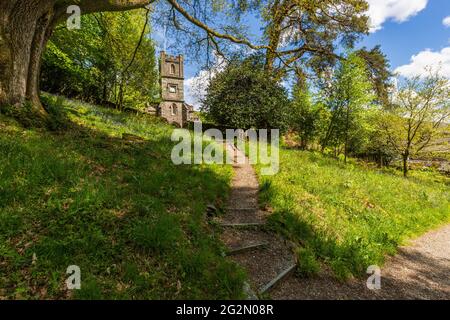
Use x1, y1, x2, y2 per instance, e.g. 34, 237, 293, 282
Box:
0, 0, 151, 117
0, 0, 55, 117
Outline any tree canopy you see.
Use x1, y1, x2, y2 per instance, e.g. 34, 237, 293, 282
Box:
41, 9, 158, 110
379, 71, 450, 176
320, 52, 375, 162
0, 0, 379, 116
160, 0, 370, 79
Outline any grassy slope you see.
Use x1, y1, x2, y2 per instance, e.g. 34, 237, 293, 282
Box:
0, 95, 245, 299
256, 148, 450, 279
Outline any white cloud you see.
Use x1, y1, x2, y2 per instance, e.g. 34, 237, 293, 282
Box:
184, 54, 227, 108
395, 47, 450, 78
366, 0, 428, 32
443, 16, 450, 28
184, 70, 211, 108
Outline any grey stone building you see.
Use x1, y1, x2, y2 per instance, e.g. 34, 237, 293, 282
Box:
156, 51, 194, 127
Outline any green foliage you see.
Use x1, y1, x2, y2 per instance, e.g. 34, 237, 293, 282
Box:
290, 83, 327, 149
41, 95, 71, 130
239, 0, 369, 77
296, 247, 320, 277
0, 101, 47, 128
0, 94, 245, 299
257, 147, 450, 279
377, 72, 450, 176
41, 9, 158, 110
202, 55, 291, 131
128, 215, 183, 254
320, 52, 376, 158
355, 45, 392, 106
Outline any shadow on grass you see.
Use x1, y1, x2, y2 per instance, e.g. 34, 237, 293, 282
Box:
377, 247, 450, 299
0, 110, 245, 300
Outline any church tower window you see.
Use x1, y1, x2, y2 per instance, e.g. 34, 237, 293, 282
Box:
168, 84, 177, 93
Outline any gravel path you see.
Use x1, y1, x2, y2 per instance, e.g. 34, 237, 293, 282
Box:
272, 224, 450, 299
220, 141, 450, 300
372, 224, 450, 299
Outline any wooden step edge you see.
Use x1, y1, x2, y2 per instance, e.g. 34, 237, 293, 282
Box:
258, 262, 297, 296
227, 242, 269, 255
220, 222, 266, 228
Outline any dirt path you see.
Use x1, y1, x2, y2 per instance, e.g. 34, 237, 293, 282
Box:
219, 141, 450, 300
217, 141, 296, 297
371, 224, 450, 299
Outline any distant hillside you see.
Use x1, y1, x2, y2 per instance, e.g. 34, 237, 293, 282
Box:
416, 124, 450, 170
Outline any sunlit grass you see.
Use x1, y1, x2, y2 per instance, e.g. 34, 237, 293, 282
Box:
0, 94, 245, 299
255, 147, 450, 279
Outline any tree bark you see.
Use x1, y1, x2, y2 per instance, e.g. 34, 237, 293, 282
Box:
0, 0, 152, 117
402, 153, 409, 177
0, 0, 55, 116
344, 102, 351, 164
265, 30, 280, 73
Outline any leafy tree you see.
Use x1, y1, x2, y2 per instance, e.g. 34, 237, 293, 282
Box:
102, 9, 158, 109
0, 0, 373, 119
201, 0, 369, 78
1, 0, 158, 117
41, 9, 158, 110
202, 56, 291, 131
290, 81, 325, 149
356, 45, 392, 106
41, 16, 105, 101
321, 52, 375, 162
379, 71, 450, 177
259, 0, 369, 78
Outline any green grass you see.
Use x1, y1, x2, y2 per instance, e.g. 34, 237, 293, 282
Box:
256, 147, 450, 280
0, 94, 245, 299
295, 247, 320, 277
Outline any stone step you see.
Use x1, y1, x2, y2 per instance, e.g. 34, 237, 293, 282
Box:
221, 208, 268, 225
227, 242, 269, 255
227, 234, 295, 293
258, 263, 297, 296
221, 228, 271, 249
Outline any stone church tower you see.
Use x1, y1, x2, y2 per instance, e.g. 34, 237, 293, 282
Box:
157, 51, 193, 127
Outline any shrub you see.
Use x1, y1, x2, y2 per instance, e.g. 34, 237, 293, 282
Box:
202, 55, 291, 132
296, 247, 320, 277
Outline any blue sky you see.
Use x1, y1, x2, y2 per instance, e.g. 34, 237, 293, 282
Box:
154, 0, 450, 105
360, 0, 450, 72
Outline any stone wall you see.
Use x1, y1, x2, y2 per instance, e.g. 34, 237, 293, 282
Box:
160, 77, 184, 102
158, 101, 184, 126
